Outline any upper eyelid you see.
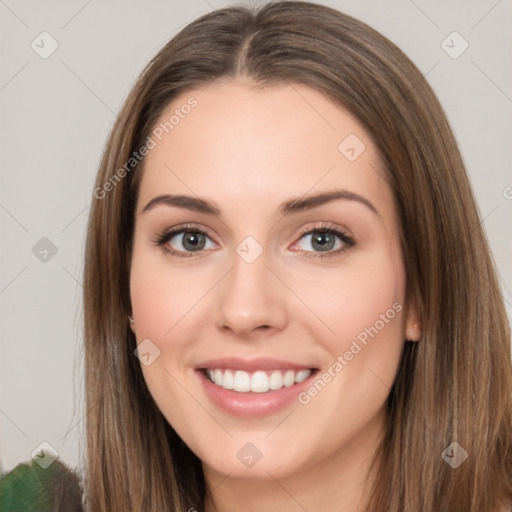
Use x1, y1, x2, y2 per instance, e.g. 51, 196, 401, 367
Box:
163, 223, 217, 242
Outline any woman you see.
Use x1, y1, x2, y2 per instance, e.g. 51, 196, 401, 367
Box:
2, 1, 511, 511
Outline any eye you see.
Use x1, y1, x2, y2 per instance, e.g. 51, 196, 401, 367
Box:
290, 223, 355, 259
152, 223, 216, 258
153, 222, 355, 260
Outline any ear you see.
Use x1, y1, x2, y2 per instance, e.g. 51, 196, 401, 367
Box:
128, 315, 136, 334
404, 301, 421, 342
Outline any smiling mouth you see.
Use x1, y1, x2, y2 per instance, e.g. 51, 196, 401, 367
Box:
202, 368, 317, 393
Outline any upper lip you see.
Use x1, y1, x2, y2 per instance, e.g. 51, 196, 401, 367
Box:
195, 357, 317, 372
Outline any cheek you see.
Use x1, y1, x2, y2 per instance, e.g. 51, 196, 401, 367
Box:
292, 248, 406, 356
282, 253, 406, 458
129, 242, 211, 345
292, 248, 407, 420
294, 248, 406, 425
129, 237, 222, 419
129, 245, 203, 423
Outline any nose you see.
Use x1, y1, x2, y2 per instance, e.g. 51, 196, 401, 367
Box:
213, 246, 288, 339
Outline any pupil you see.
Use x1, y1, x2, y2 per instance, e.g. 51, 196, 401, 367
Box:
312, 231, 334, 251
183, 231, 205, 251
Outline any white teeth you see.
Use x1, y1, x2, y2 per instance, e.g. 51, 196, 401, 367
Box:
214, 369, 223, 386
205, 368, 312, 393
295, 369, 311, 383
223, 369, 235, 390
233, 370, 251, 392
283, 370, 295, 387
250, 371, 269, 393
269, 370, 283, 390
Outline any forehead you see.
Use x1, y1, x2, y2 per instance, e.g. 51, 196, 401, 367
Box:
136, 80, 393, 220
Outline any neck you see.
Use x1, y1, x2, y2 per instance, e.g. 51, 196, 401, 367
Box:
202, 411, 386, 512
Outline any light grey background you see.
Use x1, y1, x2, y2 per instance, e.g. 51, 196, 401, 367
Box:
1, 0, 511, 473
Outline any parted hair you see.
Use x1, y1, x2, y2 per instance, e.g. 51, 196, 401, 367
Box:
82, 1, 512, 510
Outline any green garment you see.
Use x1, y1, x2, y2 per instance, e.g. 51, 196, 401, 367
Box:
0, 459, 83, 511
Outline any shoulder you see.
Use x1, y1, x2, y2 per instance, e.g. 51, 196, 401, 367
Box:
0, 459, 84, 512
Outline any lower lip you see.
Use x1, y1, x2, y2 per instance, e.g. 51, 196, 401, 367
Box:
196, 369, 316, 418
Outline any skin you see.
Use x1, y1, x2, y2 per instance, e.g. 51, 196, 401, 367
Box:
129, 80, 421, 512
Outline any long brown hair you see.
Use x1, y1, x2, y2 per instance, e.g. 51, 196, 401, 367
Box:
82, 1, 512, 510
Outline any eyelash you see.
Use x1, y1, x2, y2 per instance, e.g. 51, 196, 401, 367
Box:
152, 222, 355, 260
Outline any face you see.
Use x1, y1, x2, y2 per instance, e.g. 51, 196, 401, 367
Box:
129, 80, 420, 482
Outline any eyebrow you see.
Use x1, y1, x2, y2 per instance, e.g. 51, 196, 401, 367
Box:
141, 189, 379, 217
